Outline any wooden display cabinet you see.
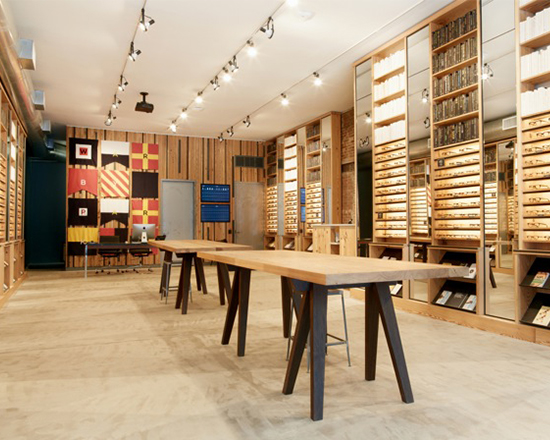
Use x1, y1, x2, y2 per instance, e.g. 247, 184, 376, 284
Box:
312, 224, 356, 256
368, 242, 409, 298
409, 157, 431, 240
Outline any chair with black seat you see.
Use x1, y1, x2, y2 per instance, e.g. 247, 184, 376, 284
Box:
96, 236, 123, 275
128, 245, 153, 273
156, 235, 183, 303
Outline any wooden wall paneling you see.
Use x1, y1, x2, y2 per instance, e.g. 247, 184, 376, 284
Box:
214, 137, 227, 242
166, 135, 179, 179
226, 139, 238, 242
188, 136, 203, 239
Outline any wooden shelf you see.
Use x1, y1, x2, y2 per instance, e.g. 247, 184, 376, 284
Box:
374, 89, 406, 105
432, 28, 478, 54
433, 83, 478, 102
433, 56, 478, 78
433, 110, 479, 127
373, 65, 405, 83
434, 138, 480, 151
521, 69, 550, 85
374, 113, 406, 127
521, 30, 550, 49
520, 0, 550, 13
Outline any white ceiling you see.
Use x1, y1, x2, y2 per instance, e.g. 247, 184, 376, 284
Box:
5, 0, 455, 141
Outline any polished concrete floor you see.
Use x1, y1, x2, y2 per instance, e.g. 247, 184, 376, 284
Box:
1, 267, 550, 439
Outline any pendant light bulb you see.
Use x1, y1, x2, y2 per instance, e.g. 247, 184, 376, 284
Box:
281, 94, 289, 106
247, 40, 257, 57
313, 72, 322, 86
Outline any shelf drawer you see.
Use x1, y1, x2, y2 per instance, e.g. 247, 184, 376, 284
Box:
524, 218, 550, 231
524, 165, 550, 180
524, 191, 550, 206
522, 113, 550, 132
523, 139, 550, 156
524, 179, 550, 193
523, 152, 550, 169
522, 126, 550, 144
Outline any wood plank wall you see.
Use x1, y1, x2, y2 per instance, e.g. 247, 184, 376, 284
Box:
66, 126, 264, 268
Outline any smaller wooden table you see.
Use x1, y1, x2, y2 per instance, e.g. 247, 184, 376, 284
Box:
197, 250, 468, 421
148, 240, 251, 314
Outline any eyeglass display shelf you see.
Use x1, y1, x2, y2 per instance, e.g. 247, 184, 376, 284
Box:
520, 292, 550, 329
519, 256, 550, 290
433, 280, 477, 313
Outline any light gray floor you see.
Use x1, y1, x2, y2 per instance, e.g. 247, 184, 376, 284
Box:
1, 267, 550, 439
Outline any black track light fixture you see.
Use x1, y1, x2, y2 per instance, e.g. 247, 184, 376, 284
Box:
139, 8, 155, 32
229, 56, 239, 73
128, 41, 141, 62
218, 133, 225, 142
227, 126, 234, 137
105, 110, 116, 126
211, 76, 220, 91
111, 94, 122, 109
260, 17, 275, 39
118, 75, 129, 92
169, 120, 177, 133
243, 116, 251, 127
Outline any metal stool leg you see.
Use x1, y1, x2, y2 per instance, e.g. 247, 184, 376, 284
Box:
340, 292, 351, 367
164, 261, 172, 304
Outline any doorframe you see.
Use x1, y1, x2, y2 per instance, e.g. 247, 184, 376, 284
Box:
233, 181, 265, 249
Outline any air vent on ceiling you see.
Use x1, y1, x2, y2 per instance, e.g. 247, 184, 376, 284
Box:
502, 116, 517, 131
234, 155, 264, 169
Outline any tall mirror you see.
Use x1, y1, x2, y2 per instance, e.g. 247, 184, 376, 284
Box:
356, 59, 373, 254
481, 0, 516, 320
407, 26, 431, 302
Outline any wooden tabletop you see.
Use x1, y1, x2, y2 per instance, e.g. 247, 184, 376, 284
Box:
148, 239, 251, 254
195, 250, 469, 286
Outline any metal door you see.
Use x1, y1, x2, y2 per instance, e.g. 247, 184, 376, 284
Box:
160, 179, 195, 239
234, 182, 264, 249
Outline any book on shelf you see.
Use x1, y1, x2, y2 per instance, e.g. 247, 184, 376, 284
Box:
521, 87, 550, 116
462, 294, 477, 311
532, 305, 550, 327
530, 271, 550, 288
519, 7, 550, 43
373, 49, 405, 80
436, 290, 453, 305
432, 10, 477, 50
432, 37, 477, 74
446, 291, 469, 308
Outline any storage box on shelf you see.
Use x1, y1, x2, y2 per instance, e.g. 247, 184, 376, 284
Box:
312, 224, 356, 256
372, 39, 408, 246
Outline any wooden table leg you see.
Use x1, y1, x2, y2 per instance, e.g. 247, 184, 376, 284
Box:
283, 288, 311, 395
159, 251, 172, 296
374, 281, 414, 404
194, 257, 208, 295
281, 276, 292, 338
194, 256, 202, 292
309, 284, 328, 421
365, 284, 379, 381
237, 268, 252, 357
222, 267, 241, 345
175, 254, 193, 314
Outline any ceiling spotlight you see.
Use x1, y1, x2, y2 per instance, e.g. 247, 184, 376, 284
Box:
421, 88, 429, 103
180, 108, 188, 119
260, 17, 275, 39
365, 112, 372, 124
243, 115, 251, 127
247, 40, 257, 57
281, 94, 289, 106
229, 56, 239, 73
424, 117, 431, 129
169, 120, 177, 133
139, 8, 155, 32
218, 133, 225, 142
118, 75, 128, 92
111, 94, 122, 109
359, 137, 370, 148
227, 126, 234, 137
313, 72, 322, 86
211, 76, 220, 90
482, 63, 494, 81
195, 92, 204, 104
222, 67, 232, 82
128, 41, 141, 61
105, 110, 116, 127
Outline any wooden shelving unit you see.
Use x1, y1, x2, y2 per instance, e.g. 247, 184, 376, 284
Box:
265, 141, 278, 244
372, 40, 408, 244
409, 157, 430, 240
283, 134, 298, 244
312, 224, 356, 256
430, 0, 482, 248
305, 122, 323, 236
0, 84, 26, 303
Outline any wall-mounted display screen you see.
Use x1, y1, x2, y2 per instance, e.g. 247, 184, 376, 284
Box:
201, 184, 230, 203
201, 204, 230, 222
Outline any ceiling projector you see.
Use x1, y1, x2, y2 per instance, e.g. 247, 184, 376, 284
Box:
135, 92, 154, 113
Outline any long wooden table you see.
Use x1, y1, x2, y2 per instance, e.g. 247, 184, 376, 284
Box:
196, 250, 468, 421
148, 240, 251, 314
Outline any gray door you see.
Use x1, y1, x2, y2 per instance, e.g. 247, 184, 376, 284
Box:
161, 179, 195, 239
234, 182, 264, 249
